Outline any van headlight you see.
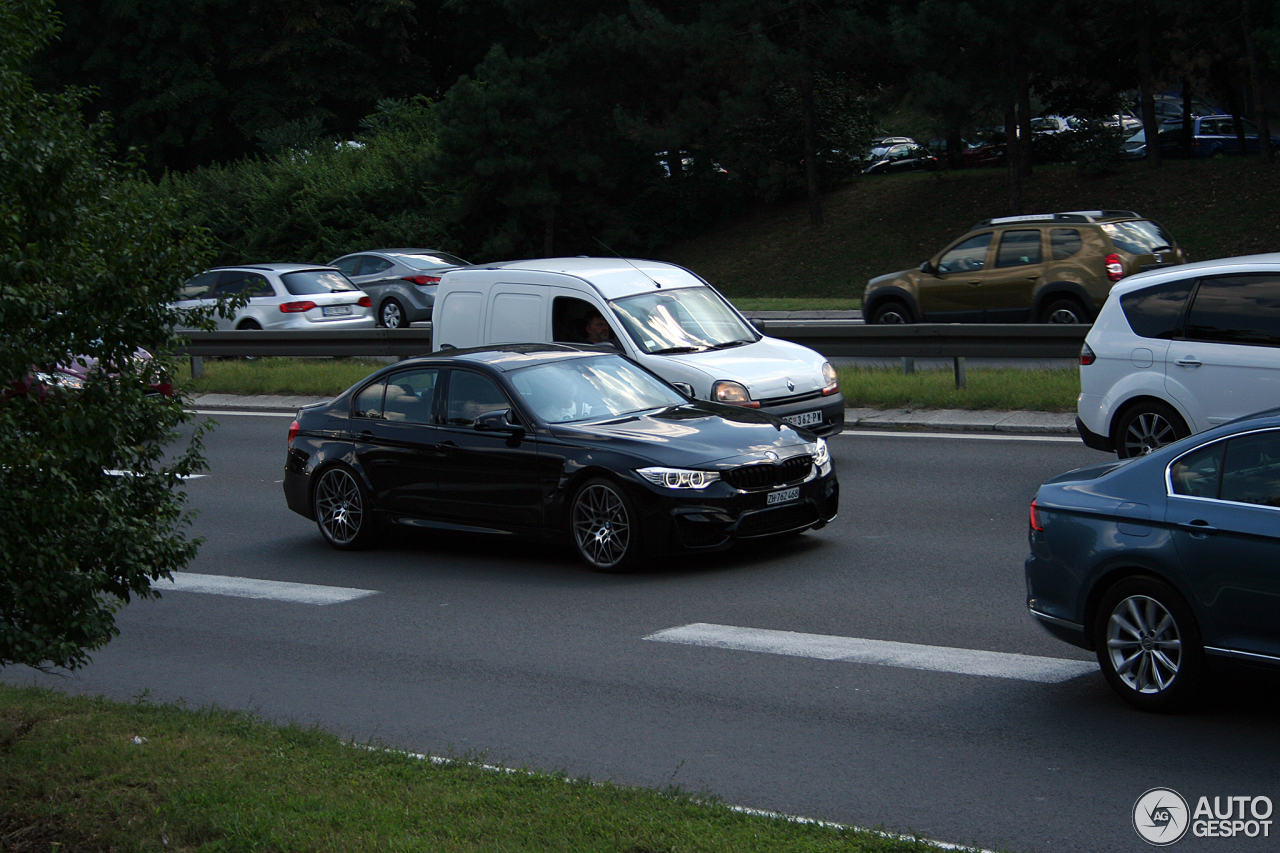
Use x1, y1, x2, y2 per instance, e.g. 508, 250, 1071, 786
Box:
712, 380, 759, 407
810, 439, 831, 474
821, 362, 839, 395
637, 467, 720, 489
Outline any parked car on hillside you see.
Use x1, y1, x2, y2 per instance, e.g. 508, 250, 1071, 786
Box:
283, 344, 839, 571
329, 249, 471, 328
1077, 253, 1280, 458
861, 140, 938, 175
863, 210, 1185, 325
1123, 115, 1280, 160
1027, 405, 1280, 711
173, 264, 375, 331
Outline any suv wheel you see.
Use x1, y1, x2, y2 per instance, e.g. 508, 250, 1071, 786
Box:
1114, 401, 1189, 459
871, 301, 913, 324
1039, 297, 1088, 324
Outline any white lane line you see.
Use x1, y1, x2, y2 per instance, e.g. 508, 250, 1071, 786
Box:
840, 429, 1080, 443
158, 572, 378, 605
645, 623, 1097, 684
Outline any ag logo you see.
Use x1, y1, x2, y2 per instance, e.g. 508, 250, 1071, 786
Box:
1134, 788, 1190, 846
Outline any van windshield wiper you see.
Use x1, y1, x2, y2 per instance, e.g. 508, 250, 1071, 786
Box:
708, 339, 753, 350
651, 345, 706, 354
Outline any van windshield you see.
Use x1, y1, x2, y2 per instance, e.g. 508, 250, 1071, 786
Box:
610, 287, 760, 355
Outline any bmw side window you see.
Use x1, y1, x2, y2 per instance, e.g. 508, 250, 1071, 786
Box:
1185, 274, 1280, 346
445, 371, 509, 427
354, 381, 387, 420
1050, 229, 1082, 260
1119, 277, 1195, 339
937, 233, 992, 273
381, 369, 438, 424
994, 229, 1042, 268
1169, 441, 1223, 498
1221, 432, 1280, 507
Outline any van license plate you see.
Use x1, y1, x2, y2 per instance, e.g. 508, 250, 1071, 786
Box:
784, 410, 821, 427
322, 305, 352, 316
767, 486, 800, 505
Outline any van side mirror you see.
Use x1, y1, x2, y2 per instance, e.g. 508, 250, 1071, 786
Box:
671, 382, 695, 398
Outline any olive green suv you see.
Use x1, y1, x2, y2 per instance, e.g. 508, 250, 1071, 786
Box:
863, 210, 1185, 324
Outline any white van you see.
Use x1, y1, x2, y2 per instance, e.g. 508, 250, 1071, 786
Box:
431, 258, 844, 436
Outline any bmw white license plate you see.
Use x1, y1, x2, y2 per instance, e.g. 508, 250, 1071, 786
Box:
322, 305, 352, 317
784, 410, 821, 427
767, 486, 800, 506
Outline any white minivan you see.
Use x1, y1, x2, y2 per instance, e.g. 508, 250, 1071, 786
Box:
1077, 253, 1280, 458
431, 257, 844, 436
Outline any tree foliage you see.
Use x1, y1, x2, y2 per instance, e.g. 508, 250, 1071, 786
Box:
0, 0, 212, 671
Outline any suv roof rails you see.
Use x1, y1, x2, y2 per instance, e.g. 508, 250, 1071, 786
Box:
970, 210, 1141, 230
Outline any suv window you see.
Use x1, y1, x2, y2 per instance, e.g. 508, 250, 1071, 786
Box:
1186, 274, 1280, 346
1100, 220, 1175, 255
937, 233, 992, 273
1050, 229, 1082, 260
995, 230, 1042, 268
1120, 277, 1195, 339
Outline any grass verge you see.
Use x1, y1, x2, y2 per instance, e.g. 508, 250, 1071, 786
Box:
175, 357, 1080, 412
0, 684, 941, 853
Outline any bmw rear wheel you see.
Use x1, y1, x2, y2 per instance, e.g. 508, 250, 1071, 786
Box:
1093, 577, 1204, 712
570, 478, 638, 572
313, 465, 374, 550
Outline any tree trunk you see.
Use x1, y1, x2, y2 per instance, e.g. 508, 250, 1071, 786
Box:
1137, 14, 1162, 167
1244, 0, 1274, 163
797, 0, 823, 228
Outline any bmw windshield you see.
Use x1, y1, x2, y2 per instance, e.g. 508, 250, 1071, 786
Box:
609, 287, 760, 355
509, 356, 687, 423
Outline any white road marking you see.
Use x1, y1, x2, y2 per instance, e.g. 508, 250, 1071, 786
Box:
645, 623, 1097, 684
158, 572, 378, 605
840, 429, 1080, 443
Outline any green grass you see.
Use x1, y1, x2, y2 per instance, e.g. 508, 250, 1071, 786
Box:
175, 357, 1078, 412
0, 684, 939, 853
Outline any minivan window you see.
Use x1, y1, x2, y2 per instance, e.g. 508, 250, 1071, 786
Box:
610, 287, 759, 355
1100, 220, 1175, 255
1185, 274, 1280, 346
280, 269, 358, 296
1120, 277, 1195, 339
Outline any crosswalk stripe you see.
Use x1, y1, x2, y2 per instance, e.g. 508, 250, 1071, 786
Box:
159, 572, 378, 605
645, 622, 1097, 684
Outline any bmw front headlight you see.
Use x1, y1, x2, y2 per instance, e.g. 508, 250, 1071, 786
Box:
637, 467, 720, 490
810, 438, 831, 474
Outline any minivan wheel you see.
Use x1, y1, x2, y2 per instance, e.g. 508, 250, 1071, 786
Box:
1114, 401, 1189, 459
1039, 297, 1087, 324
1094, 576, 1204, 712
379, 298, 407, 329
871, 301, 913, 324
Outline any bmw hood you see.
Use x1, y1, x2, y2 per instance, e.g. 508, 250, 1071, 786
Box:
554, 404, 816, 465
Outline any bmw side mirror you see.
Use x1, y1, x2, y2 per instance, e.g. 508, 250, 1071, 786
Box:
475, 409, 523, 435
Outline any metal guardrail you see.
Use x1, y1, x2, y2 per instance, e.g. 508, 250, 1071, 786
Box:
176, 322, 1088, 386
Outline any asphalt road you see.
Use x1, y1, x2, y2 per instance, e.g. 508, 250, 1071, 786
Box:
6, 412, 1280, 853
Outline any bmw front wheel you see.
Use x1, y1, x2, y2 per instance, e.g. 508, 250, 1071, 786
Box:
570, 478, 638, 572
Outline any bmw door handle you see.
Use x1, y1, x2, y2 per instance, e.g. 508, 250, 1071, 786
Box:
1174, 356, 1202, 368
1177, 519, 1218, 535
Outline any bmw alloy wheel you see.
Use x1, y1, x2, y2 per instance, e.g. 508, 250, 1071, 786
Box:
571, 479, 636, 571
313, 466, 371, 549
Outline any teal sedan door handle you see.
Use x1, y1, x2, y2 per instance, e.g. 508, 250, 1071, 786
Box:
1178, 519, 1218, 536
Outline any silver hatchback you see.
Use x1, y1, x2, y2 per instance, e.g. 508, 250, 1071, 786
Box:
329, 249, 470, 328
174, 264, 376, 331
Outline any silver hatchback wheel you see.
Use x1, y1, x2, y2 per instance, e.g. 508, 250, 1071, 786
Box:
380, 298, 406, 329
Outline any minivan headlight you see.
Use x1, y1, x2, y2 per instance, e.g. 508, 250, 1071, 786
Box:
712, 380, 758, 407
821, 362, 839, 395
637, 467, 720, 490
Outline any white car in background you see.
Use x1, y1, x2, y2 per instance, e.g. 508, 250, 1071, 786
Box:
1077, 253, 1280, 458
174, 264, 375, 331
